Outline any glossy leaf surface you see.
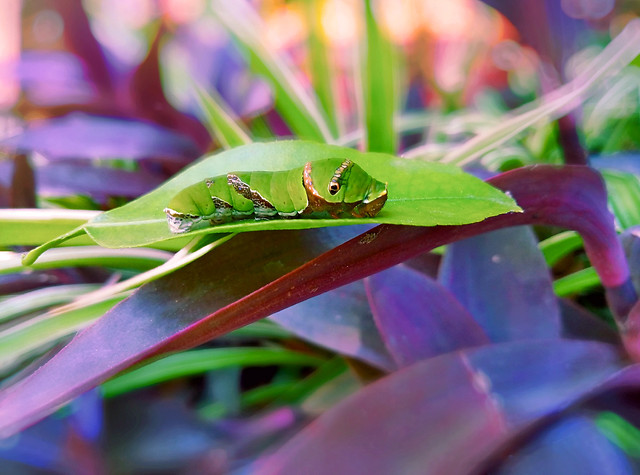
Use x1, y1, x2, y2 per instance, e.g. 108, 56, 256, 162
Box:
439, 226, 561, 342
256, 341, 624, 474
47, 141, 520, 250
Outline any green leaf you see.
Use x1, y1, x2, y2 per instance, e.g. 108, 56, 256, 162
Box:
0, 209, 97, 247
0, 294, 128, 372
0, 284, 100, 323
601, 169, 640, 229
192, 84, 251, 148
25, 141, 520, 256
15, 246, 172, 273
23, 142, 522, 258
596, 411, 640, 457
212, 0, 333, 142
553, 267, 601, 297
539, 230, 583, 267
101, 347, 325, 398
304, 0, 339, 137
362, 0, 396, 153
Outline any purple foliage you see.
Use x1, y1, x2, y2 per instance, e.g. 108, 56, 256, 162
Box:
35, 163, 165, 201
270, 279, 395, 371
3, 1, 640, 469
591, 154, 640, 175
439, 226, 561, 342
16, 51, 97, 107
365, 264, 488, 367
256, 341, 626, 474
479, 0, 589, 70
1, 164, 636, 448
0, 114, 200, 162
492, 416, 633, 474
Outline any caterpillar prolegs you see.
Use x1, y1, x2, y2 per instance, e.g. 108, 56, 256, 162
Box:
164, 158, 388, 234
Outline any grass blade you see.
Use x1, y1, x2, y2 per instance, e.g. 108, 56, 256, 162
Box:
405, 19, 640, 164
212, 0, 334, 142
193, 84, 252, 148
101, 347, 325, 397
304, 0, 339, 137
361, 0, 396, 153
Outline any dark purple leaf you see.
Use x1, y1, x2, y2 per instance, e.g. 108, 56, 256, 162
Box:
169, 26, 271, 118
105, 395, 222, 473
559, 299, 620, 345
0, 165, 634, 435
270, 280, 394, 371
52, 0, 116, 95
69, 389, 103, 442
621, 226, 640, 294
0, 415, 66, 471
0, 160, 11, 188
493, 416, 633, 474
254, 340, 623, 474
479, 0, 588, 70
127, 24, 211, 151
10, 155, 36, 208
36, 163, 165, 201
17, 51, 97, 107
438, 226, 561, 342
621, 301, 640, 362
0, 114, 200, 162
364, 264, 489, 367
557, 114, 588, 165
402, 251, 441, 279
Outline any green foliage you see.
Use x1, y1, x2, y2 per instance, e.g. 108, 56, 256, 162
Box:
23, 141, 520, 263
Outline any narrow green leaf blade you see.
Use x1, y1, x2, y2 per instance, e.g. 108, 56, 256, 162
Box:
554, 267, 601, 297
101, 347, 325, 398
0, 209, 96, 248
362, 0, 396, 154
539, 231, 583, 267
212, 0, 333, 142
304, 0, 339, 137
405, 19, 640, 164
601, 169, 640, 229
193, 84, 251, 148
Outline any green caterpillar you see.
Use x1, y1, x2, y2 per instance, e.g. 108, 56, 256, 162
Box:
164, 158, 388, 233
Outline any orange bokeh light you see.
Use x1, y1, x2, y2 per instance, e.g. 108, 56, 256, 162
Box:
0, 0, 21, 109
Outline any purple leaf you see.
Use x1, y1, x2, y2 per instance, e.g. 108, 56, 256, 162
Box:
104, 396, 224, 473
54, 1, 116, 95
493, 416, 633, 474
0, 165, 633, 435
255, 340, 623, 474
270, 280, 394, 371
559, 299, 620, 345
592, 153, 640, 175
168, 27, 271, 118
16, 51, 97, 107
36, 163, 165, 201
364, 264, 489, 367
0, 114, 200, 162
622, 226, 640, 294
10, 154, 36, 208
127, 24, 211, 151
479, 0, 588, 70
0, 227, 364, 437
438, 226, 561, 342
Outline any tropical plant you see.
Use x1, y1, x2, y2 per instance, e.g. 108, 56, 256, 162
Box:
2, 1, 640, 473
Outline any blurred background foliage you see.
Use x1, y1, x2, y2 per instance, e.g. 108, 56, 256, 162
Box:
2, 0, 640, 473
